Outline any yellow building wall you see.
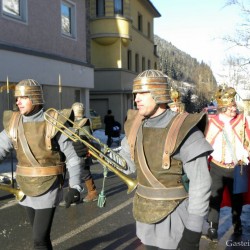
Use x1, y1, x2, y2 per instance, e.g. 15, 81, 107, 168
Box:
90, 18, 131, 41
90, 0, 158, 71
131, 0, 154, 40
125, 0, 158, 69
91, 39, 122, 68
127, 29, 157, 68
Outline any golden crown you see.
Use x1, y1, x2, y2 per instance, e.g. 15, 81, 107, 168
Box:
169, 88, 181, 104
215, 86, 236, 108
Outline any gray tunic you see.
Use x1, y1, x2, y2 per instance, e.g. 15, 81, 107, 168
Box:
0, 109, 83, 209
119, 109, 213, 249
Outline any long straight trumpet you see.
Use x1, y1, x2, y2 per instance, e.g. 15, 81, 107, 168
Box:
51, 108, 126, 170
44, 108, 138, 194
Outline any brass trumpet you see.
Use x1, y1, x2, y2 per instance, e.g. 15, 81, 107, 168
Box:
44, 108, 138, 194
0, 175, 25, 201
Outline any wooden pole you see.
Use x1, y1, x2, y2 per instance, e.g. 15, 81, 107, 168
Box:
59, 74, 62, 109
7, 76, 14, 188
6, 76, 10, 109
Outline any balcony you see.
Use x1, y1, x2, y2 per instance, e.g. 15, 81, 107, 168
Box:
90, 17, 131, 46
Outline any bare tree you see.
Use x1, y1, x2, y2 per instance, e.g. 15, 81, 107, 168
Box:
223, 1, 250, 62
222, 1, 250, 87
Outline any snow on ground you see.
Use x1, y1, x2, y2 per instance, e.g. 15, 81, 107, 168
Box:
93, 129, 125, 147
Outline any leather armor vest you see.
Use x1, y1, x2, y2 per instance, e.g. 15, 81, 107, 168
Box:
3, 110, 68, 197
124, 109, 207, 223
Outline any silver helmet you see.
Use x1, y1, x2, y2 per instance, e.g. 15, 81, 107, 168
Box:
133, 70, 171, 104
72, 102, 85, 119
15, 79, 44, 105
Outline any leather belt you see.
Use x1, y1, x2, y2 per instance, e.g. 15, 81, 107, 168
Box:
136, 184, 188, 200
16, 165, 65, 177
211, 159, 235, 169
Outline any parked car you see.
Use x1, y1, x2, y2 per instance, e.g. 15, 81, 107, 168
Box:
90, 109, 102, 130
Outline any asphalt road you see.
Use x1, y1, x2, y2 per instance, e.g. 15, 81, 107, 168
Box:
0, 160, 250, 250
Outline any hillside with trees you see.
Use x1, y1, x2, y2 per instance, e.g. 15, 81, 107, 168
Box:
154, 35, 218, 112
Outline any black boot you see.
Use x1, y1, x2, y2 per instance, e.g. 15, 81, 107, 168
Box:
207, 222, 218, 241
233, 219, 242, 236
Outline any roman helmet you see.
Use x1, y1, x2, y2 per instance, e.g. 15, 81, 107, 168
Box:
168, 87, 185, 113
133, 69, 171, 104
72, 102, 85, 119
215, 86, 236, 109
15, 79, 44, 105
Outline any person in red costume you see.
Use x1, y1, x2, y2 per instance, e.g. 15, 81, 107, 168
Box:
205, 86, 250, 241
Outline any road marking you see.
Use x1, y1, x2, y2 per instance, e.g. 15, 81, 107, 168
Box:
0, 199, 19, 209
52, 197, 133, 246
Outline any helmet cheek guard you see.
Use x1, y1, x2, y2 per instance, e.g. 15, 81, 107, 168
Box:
15, 79, 44, 105
132, 70, 171, 104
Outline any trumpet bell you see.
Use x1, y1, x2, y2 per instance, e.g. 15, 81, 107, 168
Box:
0, 175, 25, 201
0, 184, 25, 201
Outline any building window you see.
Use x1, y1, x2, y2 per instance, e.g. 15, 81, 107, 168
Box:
127, 50, 132, 70
148, 60, 151, 69
147, 22, 151, 38
142, 57, 145, 71
138, 13, 142, 32
2, 0, 27, 22
135, 54, 139, 73
154, 44, 158, 56
61, 1, 76, 38
96, 0, 105, 17
114, 0, 123, 15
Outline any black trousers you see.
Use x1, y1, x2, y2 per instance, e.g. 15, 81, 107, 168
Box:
82, 157, 93, 181
107, 134, 112, 147
207, 162, 243, 225
25, 206, 56, 250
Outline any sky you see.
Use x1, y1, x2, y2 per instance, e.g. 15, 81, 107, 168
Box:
150, 0, 249, 83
